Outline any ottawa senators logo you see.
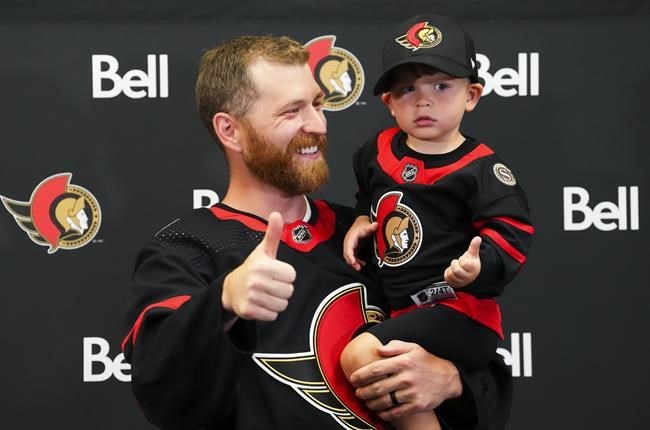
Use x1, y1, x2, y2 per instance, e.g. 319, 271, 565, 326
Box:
305, 35, 364, 111
493, 163, 517, 186
1, 173, 101, 253
371, 191, 422, 267
395, 21, 442, 51
253, 284, 386, 429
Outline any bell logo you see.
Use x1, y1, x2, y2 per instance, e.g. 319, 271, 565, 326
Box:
92, 54, 168, 99
83, 337, 131, 382
193, 189, 220, 209
497, 332, 533, 377
564, 186, 640, 231
477, 53, 539, 97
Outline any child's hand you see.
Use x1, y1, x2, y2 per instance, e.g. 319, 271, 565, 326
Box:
344, 216, 378, 271
444, 236, 482, 288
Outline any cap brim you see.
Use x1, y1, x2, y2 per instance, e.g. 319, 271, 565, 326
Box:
373, 55, 475, 95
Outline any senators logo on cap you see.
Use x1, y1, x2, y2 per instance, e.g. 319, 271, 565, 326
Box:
372, 191, 422, 267
305, 36, 364, 111
395, 21, 442, 51
1, 173, 101, 253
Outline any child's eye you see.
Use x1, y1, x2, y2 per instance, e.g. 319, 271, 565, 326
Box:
400, 85, 416, 94
434, 83, 449, 91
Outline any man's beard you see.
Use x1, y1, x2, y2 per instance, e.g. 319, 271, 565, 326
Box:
241, 121, 329, 196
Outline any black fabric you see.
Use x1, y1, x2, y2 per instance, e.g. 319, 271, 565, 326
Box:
123, 200, 511, 429
354, 128, 533, 307
439, 359, 513, 430
367, 305, 499, 369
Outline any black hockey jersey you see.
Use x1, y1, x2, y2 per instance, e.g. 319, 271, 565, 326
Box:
122, 198, 512, 430
354, 128, 534, 337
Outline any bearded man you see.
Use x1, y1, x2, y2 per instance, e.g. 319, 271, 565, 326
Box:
122, 35, 511, 430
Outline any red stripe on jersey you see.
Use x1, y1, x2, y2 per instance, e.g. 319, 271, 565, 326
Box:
122, 295, 191, 352
391, 293, 503, 339
473, 216, 535, 234
376, 127, 495, 185
210, 206, 267, 232
481, 228, 527, 264
210, 201, 336, 253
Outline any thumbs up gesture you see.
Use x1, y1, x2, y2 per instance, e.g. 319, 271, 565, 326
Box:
444, 236, 482, 289
222, 212, 296, 321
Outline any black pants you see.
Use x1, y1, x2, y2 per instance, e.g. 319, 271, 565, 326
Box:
366, 305, 498, 369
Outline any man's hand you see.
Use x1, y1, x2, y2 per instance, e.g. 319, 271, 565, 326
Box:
222, 212, 296, 321
343, 215, 378, 271
349, 340, 462, 421
444, 236, 482, 288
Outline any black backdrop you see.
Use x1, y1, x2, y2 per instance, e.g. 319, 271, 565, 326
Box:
1, 2, 649, 429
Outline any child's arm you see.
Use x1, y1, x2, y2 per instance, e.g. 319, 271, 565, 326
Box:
444, 236, 482, 288
462, 158, 534, 297
344, 215, 378, 271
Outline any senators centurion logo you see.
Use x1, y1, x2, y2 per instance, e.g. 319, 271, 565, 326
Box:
395, 21, 442, 51
305, 36, 364, 111
1, 173, 101, 253
371, 191, 422, 267
253, 284, 386, 429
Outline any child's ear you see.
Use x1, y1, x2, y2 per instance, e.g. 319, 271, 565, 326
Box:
381, 92, 396, 116
465, 83, 484, 112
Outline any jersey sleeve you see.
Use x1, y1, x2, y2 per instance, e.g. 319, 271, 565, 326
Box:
122, 227, 256, 429
437, 357, 513, 430
464, 157, 534, 298
352, 136, 377, 217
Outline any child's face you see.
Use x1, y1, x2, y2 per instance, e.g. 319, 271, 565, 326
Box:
381, 66, 483, 145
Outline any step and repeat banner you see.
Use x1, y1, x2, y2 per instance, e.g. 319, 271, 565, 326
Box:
0, 11, 648, 430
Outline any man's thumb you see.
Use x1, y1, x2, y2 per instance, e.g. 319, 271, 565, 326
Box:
261, 212, 284, 258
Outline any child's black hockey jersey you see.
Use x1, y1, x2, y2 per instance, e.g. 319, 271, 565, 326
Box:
354, 127, 534, 337
122, 198, 511, 429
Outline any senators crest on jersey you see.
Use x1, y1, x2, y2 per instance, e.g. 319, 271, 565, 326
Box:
305, 35, 364, 111
253, 284, 386, 429
1, 173, 101, 253
371, 191, 422, 267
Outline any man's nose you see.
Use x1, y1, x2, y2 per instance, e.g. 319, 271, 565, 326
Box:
302, 106, 327, 134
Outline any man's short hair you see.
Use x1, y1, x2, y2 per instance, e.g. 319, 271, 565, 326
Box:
195, 35, 310, 143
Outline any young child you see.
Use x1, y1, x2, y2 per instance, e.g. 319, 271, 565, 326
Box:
340, 14, 534, 430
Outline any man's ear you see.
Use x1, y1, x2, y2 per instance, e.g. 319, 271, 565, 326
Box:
381, 92, 396, 117
212, 112, 244, 152
465, 83, 484, 112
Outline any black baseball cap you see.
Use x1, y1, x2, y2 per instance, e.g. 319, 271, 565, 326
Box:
373, 14, 479, 95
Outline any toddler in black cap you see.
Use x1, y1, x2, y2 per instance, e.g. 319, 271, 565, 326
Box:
340, 14, 533, 430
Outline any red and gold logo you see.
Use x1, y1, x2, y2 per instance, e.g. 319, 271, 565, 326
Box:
372, 191, 422, 267
1, 173, 101, 253
305, 36, 364, 111
253, 284, 386, 429
395, 21, 442, 51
